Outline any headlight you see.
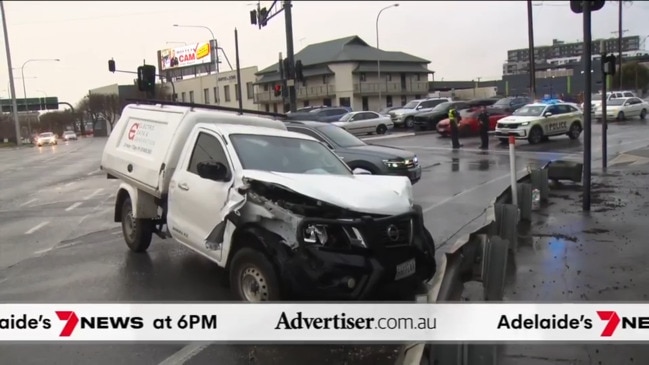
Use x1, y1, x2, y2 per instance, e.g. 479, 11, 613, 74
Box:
520, 122, 530, 126
413, 156, 418, 164
382, 159, 407, 168
302, 224, 366, 248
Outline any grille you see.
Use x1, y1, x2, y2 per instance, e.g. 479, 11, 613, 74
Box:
373, 218, 413, 248
498, 123, 519, 129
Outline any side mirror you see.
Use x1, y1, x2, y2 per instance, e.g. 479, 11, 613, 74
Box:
197, 161, 229, 181
353, 168, 371, 175
544, 112, 552, 117
416, 106, 423, 110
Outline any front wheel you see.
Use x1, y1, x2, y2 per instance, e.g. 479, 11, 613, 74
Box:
404, 117, 414, 129
641, 109, 647, 120
527, 126, 543, 144
230, 247, 281, 302
567, 122, 582, 140
617, 111, 625, 121
376, 124, 387, 134
121, 196, 153, 253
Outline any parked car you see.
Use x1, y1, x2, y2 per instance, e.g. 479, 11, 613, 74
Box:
465, 97, 501, 108
101, 103, 436, 301
332, 111, 394, 135
587, 90, 638, 111
63, 130, 78, 141
285, 107, 351, 123
285, 121, 422, 184
36, 132, 57, 147
488, 96, 532, 114
388, 98, 452, 128
436, 108, 508, 137
594, 96, 648, 121
412, 101, 471, 131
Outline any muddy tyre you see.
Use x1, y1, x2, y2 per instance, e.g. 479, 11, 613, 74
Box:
121, 196, 153, 253
230, 247, 281, 302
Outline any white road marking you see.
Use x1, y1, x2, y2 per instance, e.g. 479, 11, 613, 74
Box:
64, 181, 75, 187
112, 230, 122, 235
158, 343, 211, 365
422, 167, 528, 214
33, 240, 82, 255
87, 168, 101, 176
362, 132, 415, 141
19, 198, 37, 207
25, 221, 49, 235
78, 214, 89, 224
65, 202, 82, 211
84, 188, 104, 200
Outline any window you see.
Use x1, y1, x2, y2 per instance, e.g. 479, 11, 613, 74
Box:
623, 92, 634, 97
273, 104, 278, 113
415, 95, 421, 99
386, 95, 393, 107
189, 91, 194, 103
287, 126, 326, 143
401, 95, 407, 106
264, 104, 270, 112
556, 105, 572, 114
246, 82, 254, 100
362, 96, 369, 111
235, 84, 240, 101
416, 74, 421, 81
229, 134, 351, 175
387, 74, 392, 82
204, 88, 210, 104
214, 87, 219, 103
322, 75, 329, 84
187, 132, 231, 180
263, 84, 269, 91
360, 73, 366, 82
303, 100, 309, 107
315, 124, 366, 148
181, 92, 186, 102
224, 85, 231, 102
339, 97, 351, 107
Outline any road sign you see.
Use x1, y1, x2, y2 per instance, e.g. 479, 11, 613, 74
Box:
0, 97, 59, 113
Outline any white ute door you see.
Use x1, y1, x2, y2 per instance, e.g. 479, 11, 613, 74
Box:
167, 129, 244, 262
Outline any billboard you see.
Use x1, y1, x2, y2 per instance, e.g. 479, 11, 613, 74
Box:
158, 42, 213, 71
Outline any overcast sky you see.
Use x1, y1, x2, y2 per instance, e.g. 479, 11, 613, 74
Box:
1, 1, 648, 108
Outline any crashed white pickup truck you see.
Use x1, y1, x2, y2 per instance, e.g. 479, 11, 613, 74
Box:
100, 102, 437, 302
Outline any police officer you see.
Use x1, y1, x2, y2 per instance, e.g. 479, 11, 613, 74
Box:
448, 106, 461, 149
478, 106, 490, 149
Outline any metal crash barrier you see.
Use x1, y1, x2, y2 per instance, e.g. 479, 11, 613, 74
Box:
394, 160, 574, 365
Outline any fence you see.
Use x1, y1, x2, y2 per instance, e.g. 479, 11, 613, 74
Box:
394, 160, 571, 365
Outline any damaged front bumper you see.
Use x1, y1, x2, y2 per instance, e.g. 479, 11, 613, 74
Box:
279, 204, 437, 300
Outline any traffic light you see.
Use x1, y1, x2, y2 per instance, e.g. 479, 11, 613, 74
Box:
282, 58, 292, 79
295, 60, 304, 82
273, 84, 282, 97
259, 7, 268, 27
108, 59, 115, 73
250, 9, 257, 25
570, 0, 605, 14
602, 54, 617, 75
137, 65, 156, 92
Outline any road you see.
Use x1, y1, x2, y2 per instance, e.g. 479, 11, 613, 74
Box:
1, 120, 648, 365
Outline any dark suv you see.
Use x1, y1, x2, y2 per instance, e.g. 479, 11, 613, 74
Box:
285, 121, 422, 184
285, 107, 351, 123
412, 101, 471, 130
489, 96, 531, 114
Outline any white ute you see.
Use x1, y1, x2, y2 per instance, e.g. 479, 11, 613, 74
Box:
101, 102, 437, 302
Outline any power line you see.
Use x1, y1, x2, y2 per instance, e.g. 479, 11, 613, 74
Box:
9, 10, 183, 26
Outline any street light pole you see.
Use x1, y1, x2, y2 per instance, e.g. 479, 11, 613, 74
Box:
173, 24, 220, 104
21, 58, 60, 136
0, 1, 22, 146
376, 3, 399, 110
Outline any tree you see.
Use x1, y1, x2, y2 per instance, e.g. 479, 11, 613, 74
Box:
612, 62, 649, 92
39, 110, 79, 135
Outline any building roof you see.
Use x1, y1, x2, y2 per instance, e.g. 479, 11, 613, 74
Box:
256, 35, 430, 75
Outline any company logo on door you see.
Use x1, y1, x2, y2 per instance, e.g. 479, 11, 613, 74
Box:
159, 41, 212, 71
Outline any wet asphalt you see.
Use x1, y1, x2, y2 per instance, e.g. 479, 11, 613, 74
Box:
1, 119, 648, 365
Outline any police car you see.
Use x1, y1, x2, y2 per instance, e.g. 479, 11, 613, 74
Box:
494, 99, 583, 145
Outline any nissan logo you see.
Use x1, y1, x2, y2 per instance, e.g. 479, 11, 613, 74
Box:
386, 224, 400, 241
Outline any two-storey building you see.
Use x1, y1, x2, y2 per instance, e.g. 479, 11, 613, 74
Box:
254, 35, 433, 113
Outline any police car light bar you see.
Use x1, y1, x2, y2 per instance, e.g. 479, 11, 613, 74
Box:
537, 98, 564, 105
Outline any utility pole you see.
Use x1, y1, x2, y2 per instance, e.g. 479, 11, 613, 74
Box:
283, 1, 296, 112
234, 28, 243, 114
0, 1, 21, 146
617, 0, 623, 89
527, 0, 536, 100
582, 1, 593, 211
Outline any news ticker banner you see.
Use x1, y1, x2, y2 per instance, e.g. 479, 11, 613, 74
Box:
0, 303, 646, 342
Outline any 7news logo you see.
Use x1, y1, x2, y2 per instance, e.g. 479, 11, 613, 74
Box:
597, 311, 649, 337
56, 311, 144, 337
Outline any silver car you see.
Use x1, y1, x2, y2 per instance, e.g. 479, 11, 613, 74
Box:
331, 111, 394, 135
63, 130, 78, 141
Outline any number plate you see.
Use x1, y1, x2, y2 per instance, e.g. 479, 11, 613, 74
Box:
395, 258, 416, 281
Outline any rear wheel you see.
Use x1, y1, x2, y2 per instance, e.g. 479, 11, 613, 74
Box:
404, 117, 414, 129
567, 122, 582, 140
617, 111, 625, 121
641, 109, 647, 120
376, 124, 387, 134
527, 126, 543, 145
121, 196, 153, 253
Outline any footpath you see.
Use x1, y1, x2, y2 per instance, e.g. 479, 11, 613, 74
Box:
500, 146, 649, 364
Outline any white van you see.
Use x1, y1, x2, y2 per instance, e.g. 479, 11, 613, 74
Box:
101, 102, 437, 302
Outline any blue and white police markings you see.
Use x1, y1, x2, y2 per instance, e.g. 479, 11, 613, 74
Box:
546, 120, 568, 133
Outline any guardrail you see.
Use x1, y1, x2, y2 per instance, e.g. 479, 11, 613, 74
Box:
395, 159, 582, 365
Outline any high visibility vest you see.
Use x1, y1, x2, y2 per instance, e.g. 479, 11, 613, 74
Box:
448, 109, 457, 124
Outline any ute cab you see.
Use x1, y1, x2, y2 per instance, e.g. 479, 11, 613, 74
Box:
101, 101, 437, 302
